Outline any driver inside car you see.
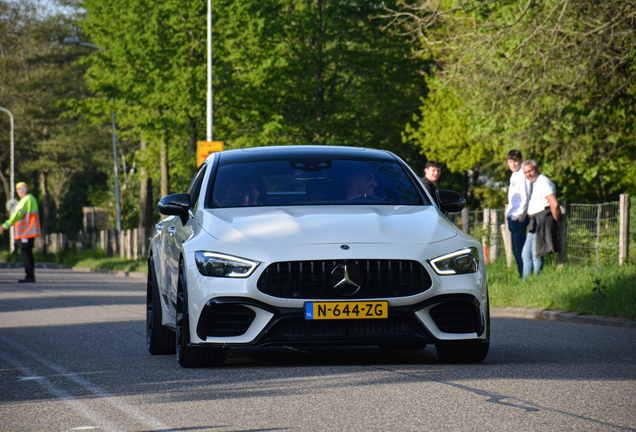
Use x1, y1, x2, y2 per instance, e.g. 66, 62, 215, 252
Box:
346, 166, 378, 200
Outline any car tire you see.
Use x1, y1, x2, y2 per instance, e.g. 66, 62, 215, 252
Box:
176, 262, 227, 368
147, 258, 176, 355
436, 342, 489, 363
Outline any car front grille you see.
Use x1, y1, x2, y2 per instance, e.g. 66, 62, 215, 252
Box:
257, 259, 432, 300
429, 301, 479, 334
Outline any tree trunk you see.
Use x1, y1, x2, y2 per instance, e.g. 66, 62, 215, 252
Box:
138, 138, 154, 246
39, 171, 51, 236
160, 140, 169, 198
31, 171, 39, 203
189, 117, 198, 156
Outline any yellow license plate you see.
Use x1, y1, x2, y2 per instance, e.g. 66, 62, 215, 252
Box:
304, 301, 388, 320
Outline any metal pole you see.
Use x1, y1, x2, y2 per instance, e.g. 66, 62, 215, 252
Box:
207, 0, 213, 141
0, 106, 15, 252
111, 110, 122, 234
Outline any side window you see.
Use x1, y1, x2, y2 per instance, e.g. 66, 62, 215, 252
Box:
186, 163, 207, 211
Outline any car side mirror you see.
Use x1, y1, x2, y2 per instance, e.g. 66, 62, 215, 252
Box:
158, 193, 191, 225
437, 190, 465, 214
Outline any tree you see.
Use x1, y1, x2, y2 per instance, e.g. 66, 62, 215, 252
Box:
0, 0, 111, 237
387, 0, 636, 202
213, 0, 429, 167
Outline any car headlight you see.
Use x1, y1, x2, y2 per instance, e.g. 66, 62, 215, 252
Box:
195, 252, 260, 278
429, 247, 480, 275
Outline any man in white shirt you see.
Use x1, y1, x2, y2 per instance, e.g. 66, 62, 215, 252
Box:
521, 159, 561, 279
505, 150, 532, 278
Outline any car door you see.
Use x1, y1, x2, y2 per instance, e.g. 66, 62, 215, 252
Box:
164, 163, 208, 308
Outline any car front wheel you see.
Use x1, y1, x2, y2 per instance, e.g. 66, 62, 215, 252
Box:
176, 262, 227, 368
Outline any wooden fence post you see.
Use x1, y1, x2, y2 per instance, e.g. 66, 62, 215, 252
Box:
52, 233, 58, 254
489, 209, 500, 263
119, 230, 125, 259
126, 229, 132, 259
461, 207, 470, 234
100, 230, 106, 253
482, 209, 490, 263
110, 229, 118, 257
501, 206, 512, 268
619, 194, 630, 266
133, 228, 139, 260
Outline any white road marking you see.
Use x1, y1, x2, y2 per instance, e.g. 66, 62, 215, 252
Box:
0, 347, 120, 432
0, 334, 170, 431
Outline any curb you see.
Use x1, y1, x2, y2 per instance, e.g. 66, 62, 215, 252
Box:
492, 307, 636, 329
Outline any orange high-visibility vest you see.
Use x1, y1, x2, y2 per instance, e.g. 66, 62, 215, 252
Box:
2, 194, 42, 239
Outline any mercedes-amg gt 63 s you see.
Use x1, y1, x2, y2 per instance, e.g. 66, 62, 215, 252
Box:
147, 145, 489, 367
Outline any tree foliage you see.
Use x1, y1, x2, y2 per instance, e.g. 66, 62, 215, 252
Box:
213, 0, 429, 161
0, 0, 111, 235
74, 0, 430, 197
388, 0, 636, 202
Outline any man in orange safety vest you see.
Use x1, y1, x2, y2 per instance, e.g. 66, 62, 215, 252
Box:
0, 182, 42, 282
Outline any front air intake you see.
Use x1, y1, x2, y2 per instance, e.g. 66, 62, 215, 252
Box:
430, 301, 479, 334
203, 304, 256, 337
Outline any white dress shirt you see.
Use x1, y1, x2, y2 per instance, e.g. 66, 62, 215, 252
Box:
506, 169, 532, 220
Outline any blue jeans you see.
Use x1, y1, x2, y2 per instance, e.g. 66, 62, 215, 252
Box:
507, 217, 529, 278
522, 231, 543, 279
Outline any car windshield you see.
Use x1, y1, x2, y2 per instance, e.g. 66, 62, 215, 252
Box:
208, 157, 426, 208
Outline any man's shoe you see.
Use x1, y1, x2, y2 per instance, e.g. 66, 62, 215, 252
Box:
19, 278, 35, 283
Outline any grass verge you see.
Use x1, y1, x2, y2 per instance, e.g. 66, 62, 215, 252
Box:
487, 255, 636, 320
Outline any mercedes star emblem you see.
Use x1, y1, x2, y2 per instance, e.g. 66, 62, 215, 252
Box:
330, 263, 362, 296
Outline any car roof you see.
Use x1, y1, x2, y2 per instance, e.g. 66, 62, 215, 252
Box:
216, 145, 397, 163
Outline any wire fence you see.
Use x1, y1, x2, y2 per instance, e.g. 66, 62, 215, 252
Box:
446, 196, 633, 268
567, 202, 620, 266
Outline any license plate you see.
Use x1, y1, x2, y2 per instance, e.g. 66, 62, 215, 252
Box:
304, 301, 388, 320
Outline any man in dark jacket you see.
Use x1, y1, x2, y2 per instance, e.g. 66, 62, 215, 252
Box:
520, 160, 560, 279
421, 160, 441, 207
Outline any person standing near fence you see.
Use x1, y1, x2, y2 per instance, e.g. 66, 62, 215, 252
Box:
521, 160, 560, 279
0, 182, 42, 283
505, 150, 532, 278
422, 160, 442, 206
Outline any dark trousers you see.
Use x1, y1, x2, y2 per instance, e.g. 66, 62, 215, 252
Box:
20, 240, 35, 279
508, 217, 529, 278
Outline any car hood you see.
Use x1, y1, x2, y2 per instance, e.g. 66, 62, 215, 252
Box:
198, 206, 457, 246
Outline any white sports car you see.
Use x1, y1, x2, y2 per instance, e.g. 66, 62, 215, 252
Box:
147, 145, 489, 367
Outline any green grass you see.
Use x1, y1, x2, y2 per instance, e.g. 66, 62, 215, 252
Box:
0, 248, 146, 273
487, 255, 636, 320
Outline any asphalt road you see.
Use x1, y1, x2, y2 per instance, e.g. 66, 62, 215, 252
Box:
1, 268, 635, 432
